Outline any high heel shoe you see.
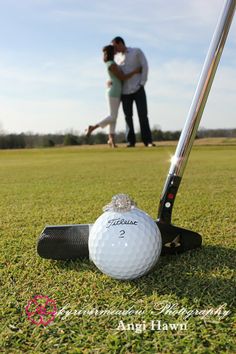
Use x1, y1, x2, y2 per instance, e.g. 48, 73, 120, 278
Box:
107, 139, 117, 148
86, 125, 94, 137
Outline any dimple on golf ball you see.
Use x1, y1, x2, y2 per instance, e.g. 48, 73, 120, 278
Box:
89, 194, 162, 280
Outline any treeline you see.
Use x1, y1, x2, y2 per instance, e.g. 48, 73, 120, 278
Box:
0, 128, 235, 149
197, 128, 236, 138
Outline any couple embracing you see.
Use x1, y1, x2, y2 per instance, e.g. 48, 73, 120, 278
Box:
86, 36, 155, 148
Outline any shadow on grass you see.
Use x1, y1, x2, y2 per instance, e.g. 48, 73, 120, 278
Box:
49, 258, 94, 272
132, 245, 236, 308
50, 245, 235, 309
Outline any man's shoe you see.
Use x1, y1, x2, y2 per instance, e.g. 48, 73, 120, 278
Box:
146, 143, 156, 147
126, 143, 135, 148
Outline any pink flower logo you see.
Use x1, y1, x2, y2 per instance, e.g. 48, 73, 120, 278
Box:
25, 295, 57, 326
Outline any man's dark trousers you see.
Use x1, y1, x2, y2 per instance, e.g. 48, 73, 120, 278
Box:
121, 86, 153, 146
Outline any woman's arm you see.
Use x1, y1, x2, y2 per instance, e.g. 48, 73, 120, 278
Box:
109, 64, 141, 81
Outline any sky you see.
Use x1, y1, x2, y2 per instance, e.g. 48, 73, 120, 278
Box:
0, 0, 235, 134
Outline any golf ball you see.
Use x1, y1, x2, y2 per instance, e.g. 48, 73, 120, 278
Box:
89, 194, 162, 280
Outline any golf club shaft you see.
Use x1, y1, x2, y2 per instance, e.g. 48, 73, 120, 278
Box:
158, 0, 236, 223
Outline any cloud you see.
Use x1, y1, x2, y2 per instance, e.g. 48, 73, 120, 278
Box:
0, 56, 106, 100
146, 56, 236, 131
0, 96, 106, 134
0, 0, 234, 133
49, 0, 226, 45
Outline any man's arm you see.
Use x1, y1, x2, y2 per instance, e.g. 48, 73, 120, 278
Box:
137, 49, 148, 86
109, 64, 141, 81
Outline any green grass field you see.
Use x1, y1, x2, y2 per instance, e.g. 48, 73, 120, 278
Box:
0, 143, 235, 353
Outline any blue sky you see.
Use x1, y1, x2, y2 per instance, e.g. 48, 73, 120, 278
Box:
0, 0, 235, 134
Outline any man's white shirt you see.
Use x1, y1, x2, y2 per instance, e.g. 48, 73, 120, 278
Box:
115, 47, 148, 95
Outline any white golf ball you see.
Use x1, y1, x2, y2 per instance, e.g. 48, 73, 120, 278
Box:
89, 200, 162, 280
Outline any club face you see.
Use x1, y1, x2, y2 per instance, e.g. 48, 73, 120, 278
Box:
37, 224, 91, 260
37, 221, 202, 260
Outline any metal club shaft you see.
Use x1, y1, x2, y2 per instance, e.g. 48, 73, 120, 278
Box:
158, 0, 236, 223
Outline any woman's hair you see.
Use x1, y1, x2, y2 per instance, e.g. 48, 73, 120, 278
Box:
103, 45, 114, 61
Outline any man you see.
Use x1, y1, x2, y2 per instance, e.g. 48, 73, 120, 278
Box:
112, 36, 155, 147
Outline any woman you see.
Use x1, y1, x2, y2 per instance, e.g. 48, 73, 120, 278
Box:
86, 45, 141, 147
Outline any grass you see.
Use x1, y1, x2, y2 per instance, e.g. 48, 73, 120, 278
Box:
0, 141, 235, 353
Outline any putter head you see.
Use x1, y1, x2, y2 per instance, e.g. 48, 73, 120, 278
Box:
37, 224, 91, 260
157, 221, 202, 255
37, 221, 202, 260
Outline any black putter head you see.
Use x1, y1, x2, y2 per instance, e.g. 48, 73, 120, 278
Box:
37, 221, 202, 260
37, 224, 90, 260
156, 222, 202, 255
